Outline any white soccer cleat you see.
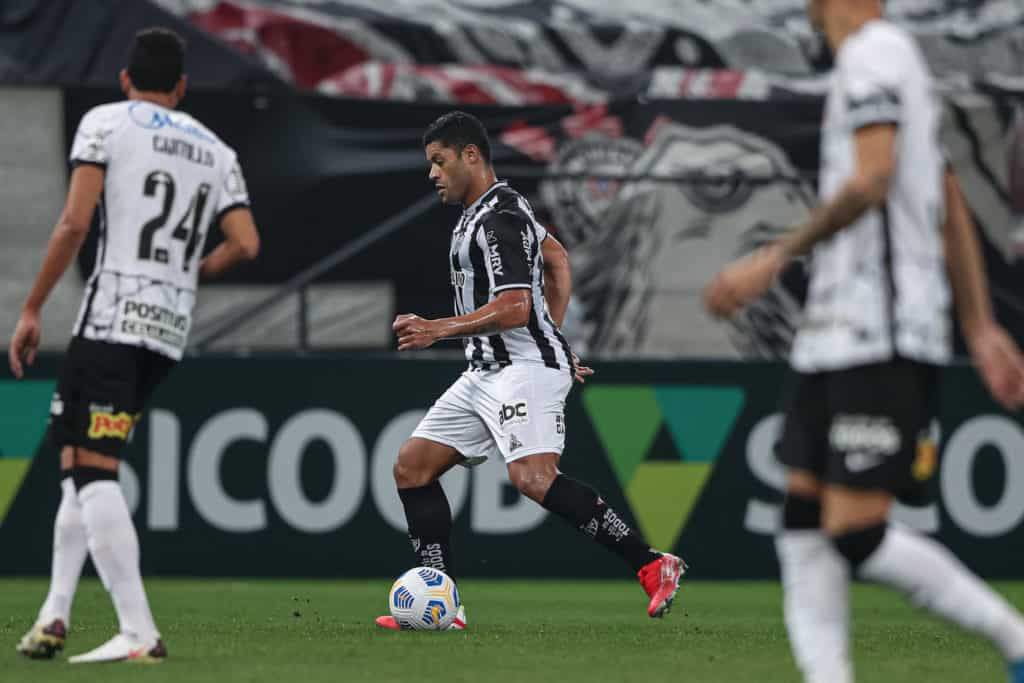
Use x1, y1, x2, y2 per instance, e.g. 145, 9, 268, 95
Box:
68, 633, 167, 664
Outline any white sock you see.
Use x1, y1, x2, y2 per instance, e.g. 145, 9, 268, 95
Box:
860, 525, 1024, 661
36, 477, 89, 626
776, 530, 854, 683
78, 480, 160, 643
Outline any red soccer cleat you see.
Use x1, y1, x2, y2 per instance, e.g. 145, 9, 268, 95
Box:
638, 553, 687, 618
374, 605, 467, 631
375, 615, 401, 630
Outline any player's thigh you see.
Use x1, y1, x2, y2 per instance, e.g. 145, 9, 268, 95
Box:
822, 359, 940, 506
776, 370, 829, 485
480, 364, 571, 464
130, 347, 176, 415
49, 338, 140, 460
410, 371, 496, 464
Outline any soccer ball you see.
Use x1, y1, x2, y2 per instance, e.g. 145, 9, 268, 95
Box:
388, 567, 460, 630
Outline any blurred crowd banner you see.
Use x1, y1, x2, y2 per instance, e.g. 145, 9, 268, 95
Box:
165, 0, 1024, 103
2, 355, 1023, 579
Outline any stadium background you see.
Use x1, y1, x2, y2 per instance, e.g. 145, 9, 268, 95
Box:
1, 0, 1023, 585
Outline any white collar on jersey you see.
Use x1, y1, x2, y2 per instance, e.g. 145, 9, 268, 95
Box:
463, 180, 508, 218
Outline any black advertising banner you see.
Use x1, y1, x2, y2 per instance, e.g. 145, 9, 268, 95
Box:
3, 355, 1024, 579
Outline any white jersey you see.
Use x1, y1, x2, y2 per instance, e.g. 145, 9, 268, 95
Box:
449, 181, 574, 373
69, 100, 250, 360
790, 20, 951, 372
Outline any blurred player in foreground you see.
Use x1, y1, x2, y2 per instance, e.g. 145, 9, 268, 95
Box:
376, 111, 685, 630
10, 28, 259, 663
705, 1, 1024, 681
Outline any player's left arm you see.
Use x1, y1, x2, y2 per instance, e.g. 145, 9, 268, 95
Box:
942, 168, 1024, 409
199, 157, 258, 281
541, 234, 571, 328
394, 290, 531, 351
199, 207, 260, 281
9, 164, 104, 378
394, 210, 535, 351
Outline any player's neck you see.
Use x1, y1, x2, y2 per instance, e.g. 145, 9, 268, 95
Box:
128, 90, 178, 110
461, 171, 499, 210
823, 7, 881, 54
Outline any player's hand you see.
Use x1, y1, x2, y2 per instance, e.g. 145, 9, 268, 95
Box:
572, 353, 594, 384
393, 313, 440, 351
967, 321, 1024, 411
704, 244, 787, 319
9, 309, 42, 380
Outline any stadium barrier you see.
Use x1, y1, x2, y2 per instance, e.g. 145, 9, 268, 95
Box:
1, 355, 1022, 579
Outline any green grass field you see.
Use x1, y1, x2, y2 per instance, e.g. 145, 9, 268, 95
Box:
0, 578, 1018, 682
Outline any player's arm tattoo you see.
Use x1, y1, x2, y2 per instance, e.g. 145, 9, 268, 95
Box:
778, 123, 896, 259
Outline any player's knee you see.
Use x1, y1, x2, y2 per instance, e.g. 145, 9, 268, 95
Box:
394, 442, 432, 489
508, 462, 557, 502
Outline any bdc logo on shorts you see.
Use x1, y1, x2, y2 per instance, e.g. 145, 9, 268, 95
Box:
498, 401, 529, 428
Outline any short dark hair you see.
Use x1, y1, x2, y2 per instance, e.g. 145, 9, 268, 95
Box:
127, 28, 185, 93
422, 111, 492, 163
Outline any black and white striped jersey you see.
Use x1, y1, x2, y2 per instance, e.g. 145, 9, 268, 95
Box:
449, 181, 573, 371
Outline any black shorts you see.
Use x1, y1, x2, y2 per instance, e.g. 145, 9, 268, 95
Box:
48, 337, 176, 459
776, 359, 939, 504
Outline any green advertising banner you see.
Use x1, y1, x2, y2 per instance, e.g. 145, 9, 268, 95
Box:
1, 355, 1022, 578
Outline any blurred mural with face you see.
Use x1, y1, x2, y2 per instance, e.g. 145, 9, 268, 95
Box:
542, 122, 815, 358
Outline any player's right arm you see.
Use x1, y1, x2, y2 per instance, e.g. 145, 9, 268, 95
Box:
942, 168, 1024, 410
541, 234, 571, 328
8, 164, 105, 379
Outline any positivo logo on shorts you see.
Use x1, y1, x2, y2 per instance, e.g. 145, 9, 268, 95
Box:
582, 385, 745, 551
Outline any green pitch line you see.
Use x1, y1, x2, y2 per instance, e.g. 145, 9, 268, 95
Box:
0, 579, 1016, 682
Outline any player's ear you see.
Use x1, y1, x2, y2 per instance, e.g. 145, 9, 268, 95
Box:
119, 69, 132, 97
463, 144, 480, 166
174, 75, 188, 104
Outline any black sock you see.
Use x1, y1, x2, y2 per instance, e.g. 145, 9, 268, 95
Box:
397, 481, 454, 577
541, 474, 660, 573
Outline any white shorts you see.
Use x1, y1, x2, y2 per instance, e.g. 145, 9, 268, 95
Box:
412, 363, 572, 463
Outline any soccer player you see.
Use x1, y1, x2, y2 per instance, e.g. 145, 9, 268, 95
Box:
704, 1, 1024, 681
10, 28, 259, 663
375, 111, 684, 630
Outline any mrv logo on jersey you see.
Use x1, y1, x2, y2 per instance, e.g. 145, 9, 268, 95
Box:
121, 300, 190, 349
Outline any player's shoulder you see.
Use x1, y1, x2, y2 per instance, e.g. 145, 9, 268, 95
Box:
839, 19, 917, 68
77, 101, 131, 131
117, 100, 236, 156
487, 186, 529, 219
480, 198, 530, 233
